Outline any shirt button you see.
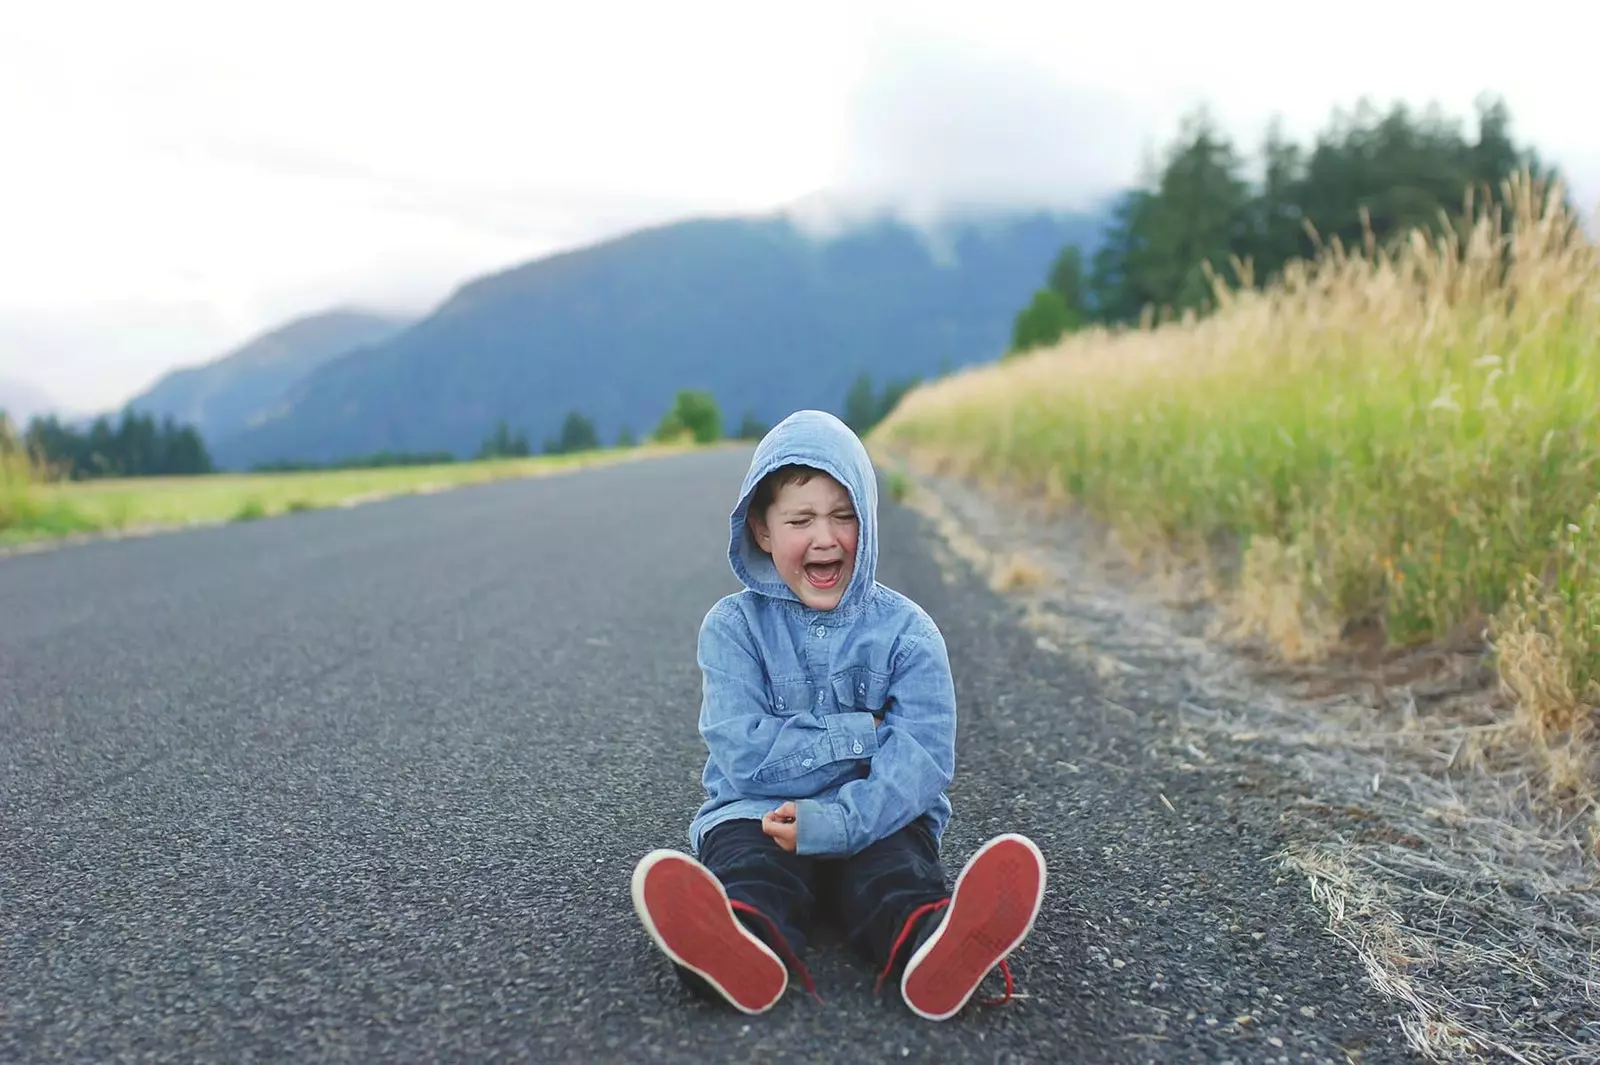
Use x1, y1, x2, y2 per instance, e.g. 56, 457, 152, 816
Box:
852, 742, 864, 754
815, 626, 826, 637
802, 758, 813, 768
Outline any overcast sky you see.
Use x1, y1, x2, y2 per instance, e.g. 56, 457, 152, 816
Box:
4, 0, 1597, 416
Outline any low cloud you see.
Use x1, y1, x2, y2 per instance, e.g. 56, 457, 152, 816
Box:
837, 38, 1151, 218
6, 1, 1597, 412
778, 26, 1164, 259
791, 12, 1600, 237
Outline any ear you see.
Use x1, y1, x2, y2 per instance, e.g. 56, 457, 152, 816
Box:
747, 508, 773, 552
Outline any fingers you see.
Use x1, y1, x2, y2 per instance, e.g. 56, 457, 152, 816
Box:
760, 807, 799, 852
771, 821, 797, 852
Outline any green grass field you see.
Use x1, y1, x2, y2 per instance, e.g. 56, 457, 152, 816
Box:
874, 174, 1599, 797
0, 445, 685, 548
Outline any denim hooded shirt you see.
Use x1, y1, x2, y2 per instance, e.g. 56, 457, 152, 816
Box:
688, 410, 956, 858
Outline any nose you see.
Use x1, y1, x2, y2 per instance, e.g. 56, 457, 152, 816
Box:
812, 517, 840, 548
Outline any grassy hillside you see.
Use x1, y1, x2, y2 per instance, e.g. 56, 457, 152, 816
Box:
874, 174, 1599, 798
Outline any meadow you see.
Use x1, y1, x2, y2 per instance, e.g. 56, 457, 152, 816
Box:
0, 444, 680, 548
874, 173, 1600, 798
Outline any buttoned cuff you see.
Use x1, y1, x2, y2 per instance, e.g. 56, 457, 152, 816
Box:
826, 712, 880, 761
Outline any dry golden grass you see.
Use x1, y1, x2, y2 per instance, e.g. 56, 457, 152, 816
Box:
874, 172, 1600, 799
892, 448, 1600, 1063
0, 413, 71, 536
989, 551, 1049, 594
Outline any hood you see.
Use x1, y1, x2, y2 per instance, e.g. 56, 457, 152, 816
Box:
728, 409, 879, 616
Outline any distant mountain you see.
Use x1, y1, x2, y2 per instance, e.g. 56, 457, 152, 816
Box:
210, 208, 1108, 469
0, 376, 61, 425
125, 309, 413, 447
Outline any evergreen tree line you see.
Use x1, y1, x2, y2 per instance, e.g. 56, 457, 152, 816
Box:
13, 410, 214, 479
485, 374, 922, 462
1010, 95, 1559, 353
474, 390, 741, 460
250, 450, 459, 472
5, 392, 751, 479
4, 371, 926, 480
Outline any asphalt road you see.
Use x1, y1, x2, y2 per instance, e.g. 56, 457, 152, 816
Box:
0, 448, 1411, 1063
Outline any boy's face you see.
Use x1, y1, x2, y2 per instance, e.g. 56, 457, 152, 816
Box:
748, 472, 859, 611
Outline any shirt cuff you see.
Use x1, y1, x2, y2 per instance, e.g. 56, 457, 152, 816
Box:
826, 711, 880, 761
793, 798, 848, 856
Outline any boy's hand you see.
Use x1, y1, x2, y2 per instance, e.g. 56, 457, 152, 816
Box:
762, 802, 798, 853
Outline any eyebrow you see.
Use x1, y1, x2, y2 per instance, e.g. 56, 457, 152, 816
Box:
780, 504, 855, 516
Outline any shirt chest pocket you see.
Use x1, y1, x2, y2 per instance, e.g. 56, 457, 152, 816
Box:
830, 667, 891, 714
768, 680, 814, 716
770, 670, 890, 716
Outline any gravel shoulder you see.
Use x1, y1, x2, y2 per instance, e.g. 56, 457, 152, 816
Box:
887, 459, 1599, 1065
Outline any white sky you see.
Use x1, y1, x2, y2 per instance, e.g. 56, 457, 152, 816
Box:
3, 0, 1597, 415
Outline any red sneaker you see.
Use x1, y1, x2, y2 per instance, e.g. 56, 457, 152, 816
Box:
631, 849, 789, 1014
900, 833, 1047, 1021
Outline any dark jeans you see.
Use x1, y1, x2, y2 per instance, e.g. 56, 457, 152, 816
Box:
679, 816, 951, 1001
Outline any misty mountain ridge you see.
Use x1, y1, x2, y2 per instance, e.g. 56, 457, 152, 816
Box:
202, 203, 1106, 469
124, 309, 414, 448
0, 375, 65, 426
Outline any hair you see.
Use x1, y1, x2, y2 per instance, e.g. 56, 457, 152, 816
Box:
748, 463, 823, 519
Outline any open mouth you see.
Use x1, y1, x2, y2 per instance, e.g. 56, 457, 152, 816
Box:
804, 560, 844, 589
